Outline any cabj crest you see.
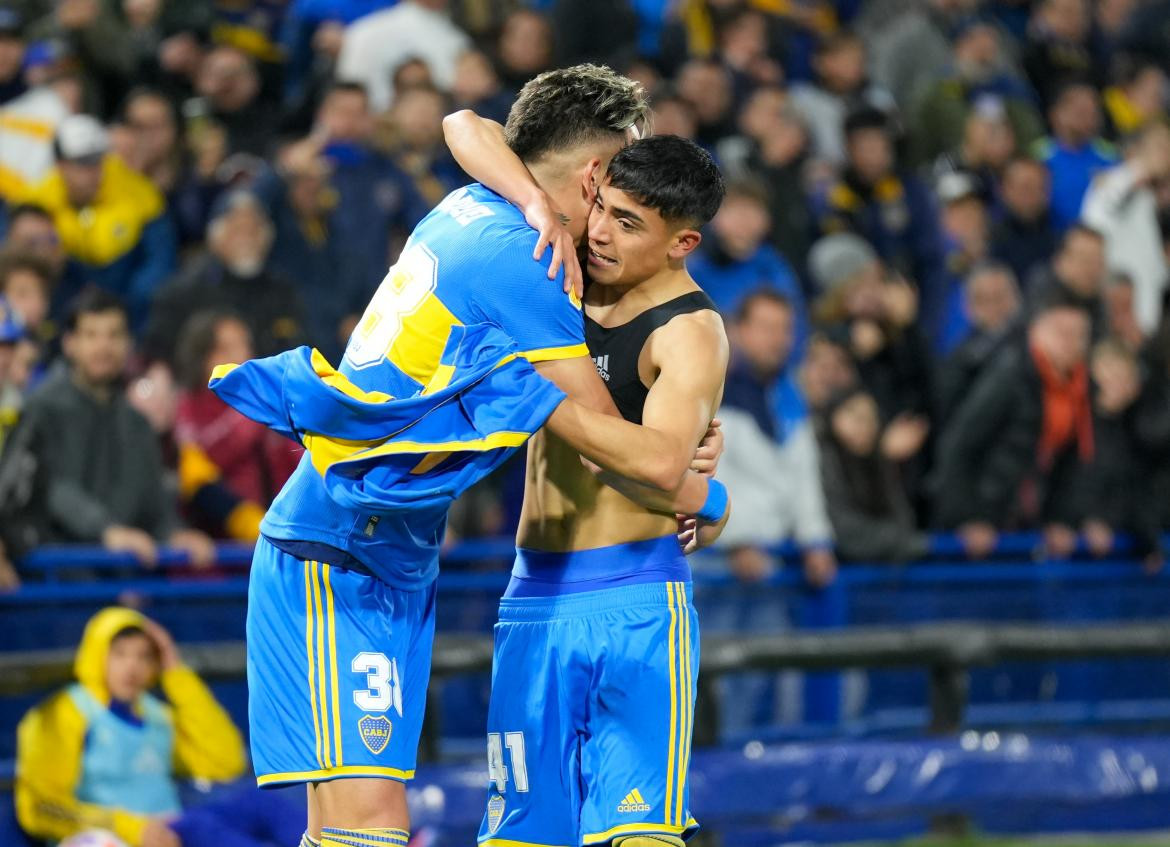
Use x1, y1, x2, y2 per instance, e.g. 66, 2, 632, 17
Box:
486, 793, 506, 834
358, 714, 393, 755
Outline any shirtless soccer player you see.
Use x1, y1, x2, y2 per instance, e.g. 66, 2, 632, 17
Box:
448, 126, 729, 847
226, 65, 729, 847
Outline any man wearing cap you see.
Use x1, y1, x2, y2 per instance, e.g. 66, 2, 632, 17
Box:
18, 113, 177, 329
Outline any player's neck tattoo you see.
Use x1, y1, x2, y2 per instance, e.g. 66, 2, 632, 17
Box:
557, 213, 570, 225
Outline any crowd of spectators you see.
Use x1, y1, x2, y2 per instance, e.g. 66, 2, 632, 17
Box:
0, 0, 1168, 590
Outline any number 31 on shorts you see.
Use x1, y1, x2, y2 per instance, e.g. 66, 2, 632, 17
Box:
487, 731, 528, 793
352, 652, 403, 717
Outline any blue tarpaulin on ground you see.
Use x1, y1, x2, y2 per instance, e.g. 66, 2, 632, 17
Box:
401, 735, 1170, 844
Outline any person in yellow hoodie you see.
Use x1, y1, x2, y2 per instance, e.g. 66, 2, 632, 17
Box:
16, 607, 301, 847
19, 113, 177, 330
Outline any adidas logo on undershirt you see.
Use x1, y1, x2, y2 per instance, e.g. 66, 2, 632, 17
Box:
594, 354, 611, 382
617, 788, 651, 813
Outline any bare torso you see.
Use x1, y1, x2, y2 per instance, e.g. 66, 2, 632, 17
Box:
517, 280, 725, 552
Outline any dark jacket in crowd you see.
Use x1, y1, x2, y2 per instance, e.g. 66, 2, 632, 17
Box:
7, 366, 178, 545
932, 341, 1094, 528
748, 148, 816, 279
1085, 405, 1162, 557
211, 100, 284, 159
143, 253, 308, 367
817, 406, 928, 562
1131, 361, 1170, 532
1022, 33, 1104, 110
990, 211, 1060, 284
550, 0, 639, 71
935, 318, 1024, 425
827, 320, 934, 422
252, 169, 356, 359
324, 143, 431, 294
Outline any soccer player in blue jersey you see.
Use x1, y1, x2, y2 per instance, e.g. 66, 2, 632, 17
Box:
232, 65, 729, 847
445, 119, 731, 847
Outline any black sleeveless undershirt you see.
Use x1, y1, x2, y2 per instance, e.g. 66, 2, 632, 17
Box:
584, 290, 718, 424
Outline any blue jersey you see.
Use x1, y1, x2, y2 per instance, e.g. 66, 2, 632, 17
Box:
261, 184, 588, 589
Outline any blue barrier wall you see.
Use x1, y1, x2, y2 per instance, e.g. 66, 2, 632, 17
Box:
4, 535, 1170, 758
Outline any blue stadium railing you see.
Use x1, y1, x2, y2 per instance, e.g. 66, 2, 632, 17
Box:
7, 529, 1163, 582
6, 533, 1170, 741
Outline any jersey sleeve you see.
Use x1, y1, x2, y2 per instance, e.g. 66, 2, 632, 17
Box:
478, 233, 589, 363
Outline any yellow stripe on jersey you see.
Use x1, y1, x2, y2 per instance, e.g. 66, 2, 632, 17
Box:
671, 581, 682, 826
303, 429, 533, 476
311, 562, 332, 769
665, 582, 679, 826
209, 362, 239, 382
323, 564, 343, 768
304, 561, 324, 769
310, 349, 393, 403
582, 820, 696, 845
409, 451, 449, 475
256, 765, 416, 786
677, 583, 693, 826
423, 363, 456, 395
517, 343, 591, 363
386, 293, 462, 385
478, 840, 572, 847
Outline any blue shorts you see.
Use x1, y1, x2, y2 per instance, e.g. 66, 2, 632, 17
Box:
247, 536, 436, 787
479, 541, 700, 847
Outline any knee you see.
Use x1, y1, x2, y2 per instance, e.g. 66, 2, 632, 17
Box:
316, 777, 409, 830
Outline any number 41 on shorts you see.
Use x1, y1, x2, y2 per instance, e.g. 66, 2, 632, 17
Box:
487, 731, 529, 792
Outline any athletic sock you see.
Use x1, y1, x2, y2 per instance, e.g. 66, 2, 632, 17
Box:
319, 827, 411, 847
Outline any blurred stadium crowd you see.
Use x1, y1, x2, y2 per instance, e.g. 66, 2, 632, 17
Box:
0, 0, 1169, 592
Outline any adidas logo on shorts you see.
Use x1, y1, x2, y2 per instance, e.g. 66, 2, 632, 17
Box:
617, 788, 651, 813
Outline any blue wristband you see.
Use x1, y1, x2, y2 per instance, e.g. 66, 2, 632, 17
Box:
696, 478, 728, 523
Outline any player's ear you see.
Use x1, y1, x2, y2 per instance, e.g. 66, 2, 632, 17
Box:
582, 157, 603, 204
669, 228, 702, 260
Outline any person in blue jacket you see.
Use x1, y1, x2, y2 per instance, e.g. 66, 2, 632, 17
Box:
689, 181, 809, 358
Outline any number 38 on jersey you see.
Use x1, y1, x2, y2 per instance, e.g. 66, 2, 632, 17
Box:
344, 243, 440, 371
